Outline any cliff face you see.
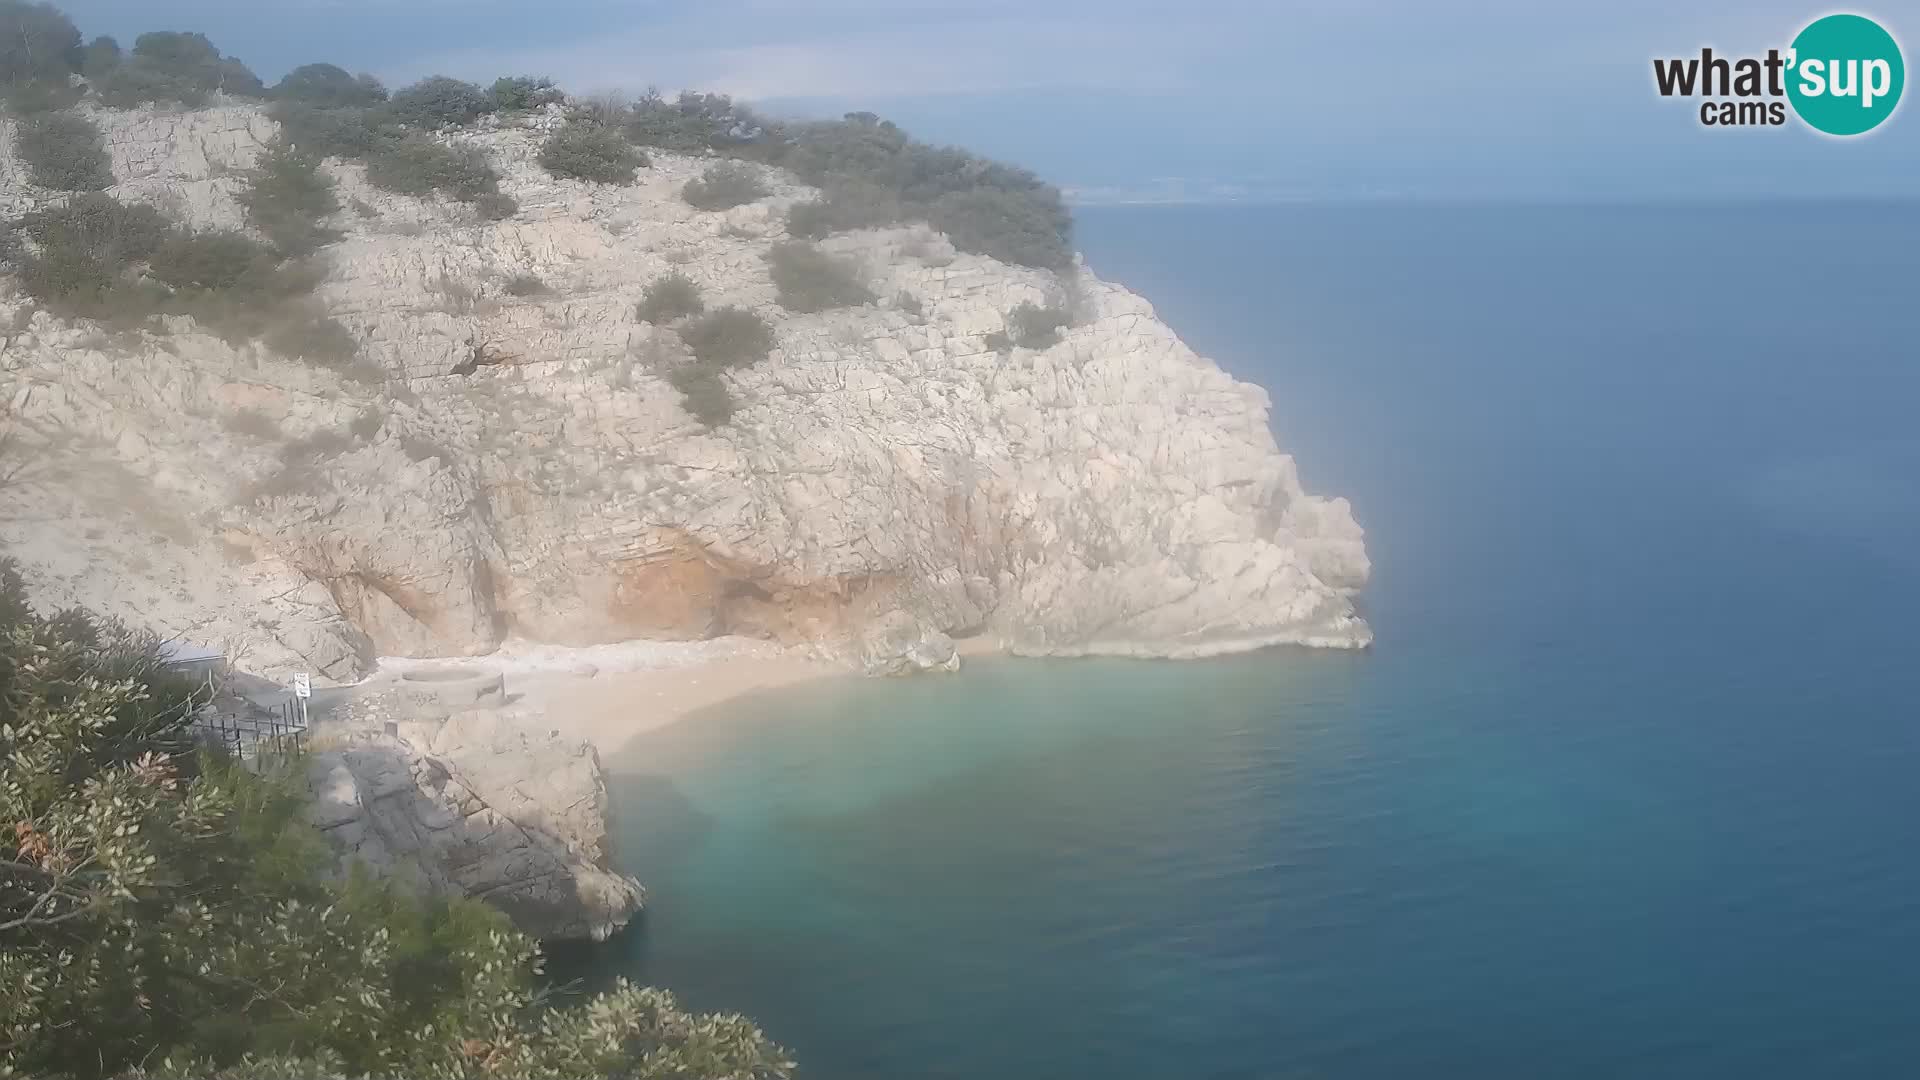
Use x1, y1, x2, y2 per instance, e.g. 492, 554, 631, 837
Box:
0, 104, 1369, 679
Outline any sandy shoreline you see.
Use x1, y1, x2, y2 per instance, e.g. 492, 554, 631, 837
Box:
374, 635, 1003, 758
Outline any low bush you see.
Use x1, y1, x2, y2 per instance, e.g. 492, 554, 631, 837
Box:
489, 74, 560, 112
623, 88, 772, 155
1004, 301, 1072, 349
1, 77, 82, 113
147, 228, 277, 291
503, 272, 548, 297
681, 305, 774, 369
13, 194, 167, 310
387, 74, 491, 128
537, 120, 644, 184
765, 241, 873, 313
472, 190, 517, 221
929, 188, 1074, 272
268, 101, 402, 158
895, 290, 923, 317
262, 310, 358, 367
15, 111, 112, 190
238, 139, 341, 256
636, 271, 703, 324
669, 363, 735, 427
784, 181, 901, 239
364, 134, 502, 204
271, 62, 386, 107
777, 112, 1073, 270
682, 161, 768, 211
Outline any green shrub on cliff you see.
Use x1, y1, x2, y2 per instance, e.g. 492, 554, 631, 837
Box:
386, 74, 491, 128
96, 30, 264, 108
364, 134, 511, 215
538, 119, 645, 184
669, 363, 736, 427
766, 240, 873, 313
682, 305, 774, 369
777, 112, 1074, 270
15, 110, 112, 190
0, 555, 795, 1080
1005, 300, 1072, 349
490, 74, 560, 112
239, 139, 342, 256
636, 271, 703, 324
271, 62, 386, 107
683, 160, 768, 211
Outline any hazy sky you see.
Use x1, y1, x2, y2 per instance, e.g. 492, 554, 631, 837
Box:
57, 0, 1920, 200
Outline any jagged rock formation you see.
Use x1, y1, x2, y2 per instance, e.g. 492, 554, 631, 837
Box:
0, 102, 1369, 680
305, 690, 644, 941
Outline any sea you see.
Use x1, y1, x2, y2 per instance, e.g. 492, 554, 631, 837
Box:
572, 202, 1920, 1079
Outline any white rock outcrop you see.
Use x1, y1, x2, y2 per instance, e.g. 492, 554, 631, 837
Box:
0, 102, 1369, 679
305, 695, 644, 941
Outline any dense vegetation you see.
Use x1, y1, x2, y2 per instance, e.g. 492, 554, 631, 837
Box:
765, 241, 874, 314
4, 188, 356, 366
490, 74, 560, 112
271, 62, 386, 108
682, 161, 767, 211
237, 139, 341, 257
95, 31, 265, 108
14, 110, 111, 190
538, 119, 645, 184
0, 558, 795, 1079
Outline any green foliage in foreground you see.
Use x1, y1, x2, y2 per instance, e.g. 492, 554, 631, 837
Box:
0, 557, 795, 1079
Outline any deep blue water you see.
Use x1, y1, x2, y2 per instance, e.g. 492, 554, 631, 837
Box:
584, 203, 1920, 1078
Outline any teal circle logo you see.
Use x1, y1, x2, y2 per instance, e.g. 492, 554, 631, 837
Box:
1786, 14, 1905, 135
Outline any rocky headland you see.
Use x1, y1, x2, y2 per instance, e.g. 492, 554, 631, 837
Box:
0, 97, 1369, 940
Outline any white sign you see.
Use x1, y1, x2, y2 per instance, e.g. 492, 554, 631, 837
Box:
292, 672, 311, 700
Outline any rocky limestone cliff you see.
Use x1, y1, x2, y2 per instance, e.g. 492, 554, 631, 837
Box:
0, 103, 1369, 679
304, 684, 644, 941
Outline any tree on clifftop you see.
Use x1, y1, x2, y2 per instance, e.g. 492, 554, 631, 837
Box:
0, 556, 794, 1079
0, 0, 81, 88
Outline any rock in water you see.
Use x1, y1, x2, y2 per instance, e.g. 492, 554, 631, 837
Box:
304, 706, 643, 941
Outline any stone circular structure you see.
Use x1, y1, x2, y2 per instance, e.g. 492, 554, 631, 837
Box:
396, 666, 506, 714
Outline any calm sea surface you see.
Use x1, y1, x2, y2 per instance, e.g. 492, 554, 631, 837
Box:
578, 203, 1920, 1079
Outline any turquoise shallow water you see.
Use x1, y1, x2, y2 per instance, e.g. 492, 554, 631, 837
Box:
577, 203, 1920, 1078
